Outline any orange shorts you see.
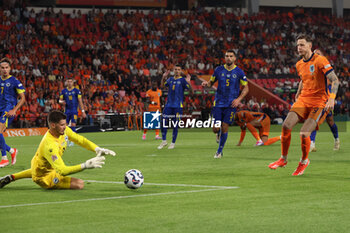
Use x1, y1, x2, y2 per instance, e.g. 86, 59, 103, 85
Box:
258, 115, 271, 137
290, 98, 329, 127
148, 107, 161, 112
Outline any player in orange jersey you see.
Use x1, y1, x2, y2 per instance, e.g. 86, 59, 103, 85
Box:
235, 110, 281, 146
142, 81, 162, 140
268, 34, 339, 176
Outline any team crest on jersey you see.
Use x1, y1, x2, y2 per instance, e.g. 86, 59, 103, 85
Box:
6, 83, 10, 87
65, 135, 68, 142
158, 93, 160, 96
53, 177, 59, 184
232, 74, 237, 78
51, 155, 58, 162
309, 65, 315, 73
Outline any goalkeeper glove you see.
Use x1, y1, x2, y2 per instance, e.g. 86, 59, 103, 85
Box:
82, 156, 105, 169
95, 147, 116, 157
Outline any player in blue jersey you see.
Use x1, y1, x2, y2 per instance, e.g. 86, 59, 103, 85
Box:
59, 78, 86, 146
202, 50, 249, 158
157, 65, 192, 149
0, 58, 26, 167
309, 49, 340, 152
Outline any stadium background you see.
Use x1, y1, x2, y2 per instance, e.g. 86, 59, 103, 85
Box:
0, 0, 348, 132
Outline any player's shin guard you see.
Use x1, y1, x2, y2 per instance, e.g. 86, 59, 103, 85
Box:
301, 136, 311, 161
310, 130, 317, 142
172, 127, 178, 143
12, 169, 32, 180
281, 128, 292, 156
329, 123, 339, 139
217, 132, 228, 154
264, 136, 281, 146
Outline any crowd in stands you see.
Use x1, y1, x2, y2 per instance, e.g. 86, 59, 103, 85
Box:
0, 2, 349, 128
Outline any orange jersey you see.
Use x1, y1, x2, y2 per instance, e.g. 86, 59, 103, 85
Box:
236, 110, 267, 124
146, 88, 162, 110
296, 53, 333, 104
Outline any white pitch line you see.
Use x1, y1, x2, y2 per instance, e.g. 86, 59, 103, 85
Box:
86, 180, 238, 189
0, 187, 237, 209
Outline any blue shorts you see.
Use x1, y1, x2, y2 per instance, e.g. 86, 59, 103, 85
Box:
212, 107, 236, 124
66, 112, 78, 124
162, 107, 183, 121
327, 110, 333, 118
0, 110, 15, 127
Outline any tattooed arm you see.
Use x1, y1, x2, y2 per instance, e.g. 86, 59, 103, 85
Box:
325, 70, 340, 111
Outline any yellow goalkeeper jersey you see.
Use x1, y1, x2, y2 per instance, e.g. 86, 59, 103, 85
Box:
31, 127, 98, 178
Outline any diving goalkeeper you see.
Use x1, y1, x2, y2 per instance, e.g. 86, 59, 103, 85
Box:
0, 110, 116, 189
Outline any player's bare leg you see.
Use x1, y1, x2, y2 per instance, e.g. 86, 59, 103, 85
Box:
269, 112, 299, 169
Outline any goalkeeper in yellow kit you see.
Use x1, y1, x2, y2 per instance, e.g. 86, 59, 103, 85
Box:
0, 110, 116, 189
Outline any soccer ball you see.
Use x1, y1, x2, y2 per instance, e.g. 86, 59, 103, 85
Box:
124, 169, 144, 189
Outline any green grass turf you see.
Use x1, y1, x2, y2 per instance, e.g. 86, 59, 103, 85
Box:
0, 122, 349, 233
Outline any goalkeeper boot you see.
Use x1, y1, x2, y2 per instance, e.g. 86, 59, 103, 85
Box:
268, 157, 287, 169
0, 175, 13, 188
142, 134, 146, 140
157, 141, 168, 149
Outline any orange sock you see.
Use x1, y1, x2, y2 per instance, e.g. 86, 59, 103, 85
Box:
143, 129, 147, 134
155, 129, 160, 136
264, 136, 281, 146
301, 136, 311, 161
246, 123, 261, 141
281, 128, 292, 156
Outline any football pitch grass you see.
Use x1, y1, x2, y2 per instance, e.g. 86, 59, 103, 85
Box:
0, 122, 349, 233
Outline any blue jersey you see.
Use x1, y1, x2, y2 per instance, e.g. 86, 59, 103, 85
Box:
0, 75, 25, 111
210, 65, 248, 108
164, 76, 190, 108
60, 88, 81, 113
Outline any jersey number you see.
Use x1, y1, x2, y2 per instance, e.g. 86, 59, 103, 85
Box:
1, 87, 3, 94
226, 79, 230, 86
69, 96, 72, 100
172, 84, 175, 90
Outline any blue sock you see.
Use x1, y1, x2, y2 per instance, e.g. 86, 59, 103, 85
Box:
329, 123, 339, 139
172, 127, 178, 143
5, 144, 11, 152
0, 133, 7, 157
71, 126, 76, 132
310, 130, 317, 142
217, 132, 228, 154
161, 118, 167, 141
